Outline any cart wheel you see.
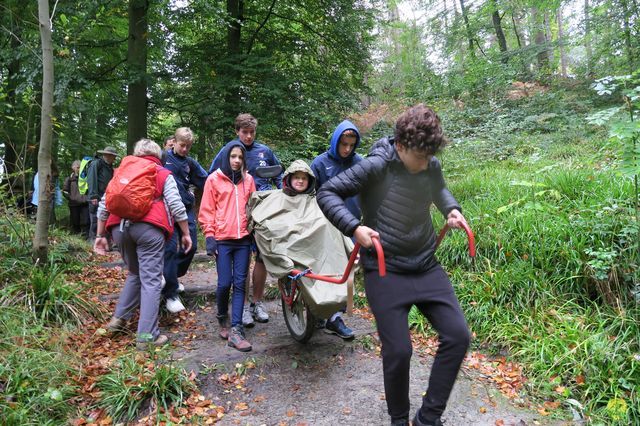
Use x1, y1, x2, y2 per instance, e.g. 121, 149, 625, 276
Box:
281, 279, 315, 343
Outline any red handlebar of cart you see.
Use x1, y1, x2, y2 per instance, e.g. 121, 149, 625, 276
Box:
290, 236, 386, 284
434, 222, 476, 258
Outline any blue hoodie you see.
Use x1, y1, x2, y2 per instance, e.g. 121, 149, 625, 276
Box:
311, 120, 362, 219
209, 139, 283, 191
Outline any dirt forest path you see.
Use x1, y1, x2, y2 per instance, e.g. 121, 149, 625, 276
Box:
108, 255, 566, 426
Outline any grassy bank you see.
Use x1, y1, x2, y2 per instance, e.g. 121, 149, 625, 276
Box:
428, 90, 639, 424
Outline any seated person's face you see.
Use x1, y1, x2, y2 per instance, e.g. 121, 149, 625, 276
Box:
338, 135, 357, 158
290, 171, 309, 193
229, 147, 244, 171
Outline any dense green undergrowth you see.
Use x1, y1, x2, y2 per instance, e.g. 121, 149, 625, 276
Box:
418, 90, 640, 424
0, 218, 193, 424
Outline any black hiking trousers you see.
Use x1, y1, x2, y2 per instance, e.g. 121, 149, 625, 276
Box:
364, 265, 470, 423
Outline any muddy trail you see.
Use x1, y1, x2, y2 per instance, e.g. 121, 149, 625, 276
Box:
104, 255, 565, 426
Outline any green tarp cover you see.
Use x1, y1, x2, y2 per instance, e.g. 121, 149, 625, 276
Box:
247, 161, 354, 318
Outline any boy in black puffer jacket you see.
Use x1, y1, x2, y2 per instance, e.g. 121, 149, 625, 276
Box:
317, 104, 471, 426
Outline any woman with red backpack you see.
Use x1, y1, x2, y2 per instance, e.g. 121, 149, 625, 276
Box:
93, 139, 192, 350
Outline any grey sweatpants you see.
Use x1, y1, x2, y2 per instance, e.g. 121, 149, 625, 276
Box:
112, 222, 165, 341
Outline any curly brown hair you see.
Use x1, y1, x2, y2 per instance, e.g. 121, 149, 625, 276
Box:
394, 104, 446, 155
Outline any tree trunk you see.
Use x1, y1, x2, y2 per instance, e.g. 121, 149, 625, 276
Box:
127, 0, 148, 154
544, 11, 555, 66
33, 0, 54, 263
443, 0, 450, 30
223, 0, 244, 134
459, 0, 475, 58
511, 11, 522, 49
620, 0, 636, 73
584, 0, 593, 77
4, 26, 21, 184
491, 0, 508, 63
557, 6, 568, 77
389, 3, 401, 56
531, 7, 549, 72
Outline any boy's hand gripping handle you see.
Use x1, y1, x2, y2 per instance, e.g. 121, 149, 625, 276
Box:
290, 235, 386, 283
434, 222, 476, 258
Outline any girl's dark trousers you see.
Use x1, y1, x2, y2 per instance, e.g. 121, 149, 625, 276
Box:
364, 265, 470, 423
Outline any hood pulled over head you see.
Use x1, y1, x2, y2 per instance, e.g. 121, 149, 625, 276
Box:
283, 160, 316, 196
219, 141, 247, 184
328, 120, 361, 162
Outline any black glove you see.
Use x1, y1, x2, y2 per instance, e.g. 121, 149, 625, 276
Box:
206, 236, 217, 256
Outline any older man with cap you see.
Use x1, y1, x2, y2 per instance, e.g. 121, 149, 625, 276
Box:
88, 146, 118, 241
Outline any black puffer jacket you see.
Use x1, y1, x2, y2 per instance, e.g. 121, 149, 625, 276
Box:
317, 137, 461, 273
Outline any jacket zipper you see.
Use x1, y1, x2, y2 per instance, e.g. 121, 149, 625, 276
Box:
234, 184, 241, 239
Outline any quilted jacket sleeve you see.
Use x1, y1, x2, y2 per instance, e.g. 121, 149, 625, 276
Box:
428, 158, 461, 217
317, 156, 385, 237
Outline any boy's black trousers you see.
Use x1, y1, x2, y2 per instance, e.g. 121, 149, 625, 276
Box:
364, 265, 470, 422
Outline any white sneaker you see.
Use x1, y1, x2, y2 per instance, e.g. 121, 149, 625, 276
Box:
177, 282, 185, 293
252, 301, 269, 323
166, 297, 185, 313
242, 305, 255, 328
161, 276, 166, 289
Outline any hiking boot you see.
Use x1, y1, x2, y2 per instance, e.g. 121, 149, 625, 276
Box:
136, 334, 168, 351
390, 419, 409, 426
242, 305, 255, 328
166, 297, 185, 313
228, 326, 252, 352
218, 317, 230, 340
106, 316, 126, 333
413, 412, 443, 426
325, 316, 355, 340
177, 282, 185, 293
251, 301, 269, 323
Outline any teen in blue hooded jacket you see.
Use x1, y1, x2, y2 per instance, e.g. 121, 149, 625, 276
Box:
311, 120, 363, 221
310, 119, 362, 340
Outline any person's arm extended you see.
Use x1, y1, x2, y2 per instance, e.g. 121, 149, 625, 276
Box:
175, 219, 192, 253
163, 174, 192, 252
93, 194, 110, 254
163, 175, 188, 222
317, 157, 383, 237
429, 158, 461, 217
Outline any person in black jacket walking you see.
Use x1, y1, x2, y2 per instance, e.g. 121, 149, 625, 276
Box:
317, 104, 471, 426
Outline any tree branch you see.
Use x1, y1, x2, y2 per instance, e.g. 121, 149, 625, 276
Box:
0, 24, 42, 62
246, 0, 277, 55
85, 57, 127, 81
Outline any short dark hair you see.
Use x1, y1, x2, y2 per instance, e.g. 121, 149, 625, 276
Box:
394, 104, 446, 155
235, 113, 258, 131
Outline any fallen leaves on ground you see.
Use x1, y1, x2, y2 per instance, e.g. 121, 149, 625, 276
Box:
65, 257, 226, 425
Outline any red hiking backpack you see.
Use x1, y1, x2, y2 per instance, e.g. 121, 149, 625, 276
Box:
105, 156, 158, 220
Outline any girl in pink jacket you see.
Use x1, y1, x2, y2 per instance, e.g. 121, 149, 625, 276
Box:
199, 141, 256, 351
